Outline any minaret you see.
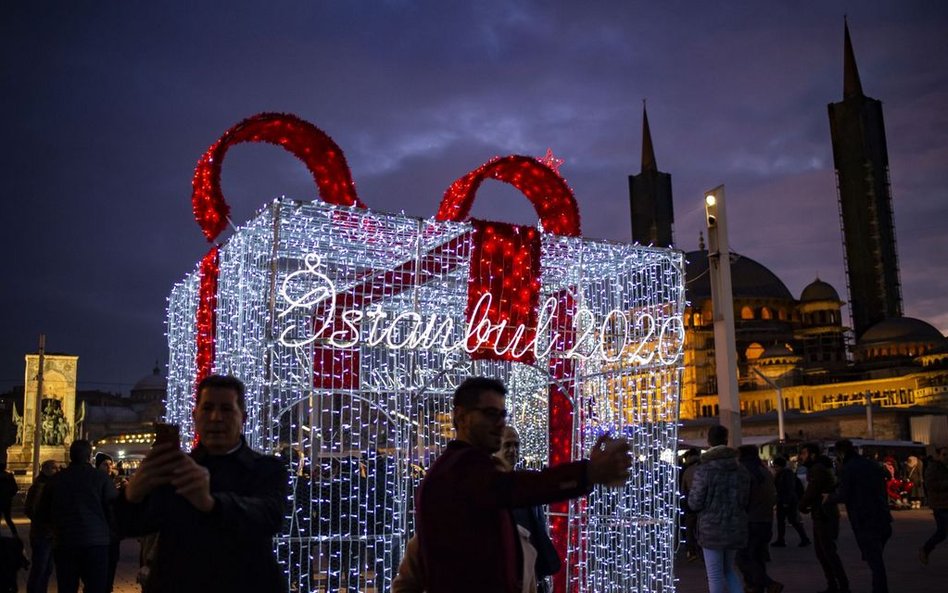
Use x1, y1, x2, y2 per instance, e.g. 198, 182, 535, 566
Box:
629, 103, 674, 247
828, 20, 902, 338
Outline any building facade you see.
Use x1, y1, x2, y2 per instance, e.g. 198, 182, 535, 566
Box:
628, 23, 948, 444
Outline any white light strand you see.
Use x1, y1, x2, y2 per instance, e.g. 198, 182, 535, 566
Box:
166, 197, 685, 592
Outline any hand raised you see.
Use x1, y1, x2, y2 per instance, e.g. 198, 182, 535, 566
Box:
124, 443, 187, 503
171, 456, 215, 513
588, 434, 631, 487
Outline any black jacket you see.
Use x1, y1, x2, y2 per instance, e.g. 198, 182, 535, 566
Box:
798, 456, 839, 523
25, 473, 53, 539
924, 460, 948, 510
773, 466, 801, 506
826, 452, 891, 533
512, 504, 561, 578
34, 462, 117, 548
116, 439, 288, 593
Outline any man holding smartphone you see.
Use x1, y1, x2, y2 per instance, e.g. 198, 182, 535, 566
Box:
415, 377, 632, 593
116, 374, 287, 593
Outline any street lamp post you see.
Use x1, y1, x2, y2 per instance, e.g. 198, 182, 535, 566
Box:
750, 366, 786, 442
704, 186, 742, 446
32, 334, 46, 478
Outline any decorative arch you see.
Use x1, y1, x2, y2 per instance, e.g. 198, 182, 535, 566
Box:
436, 155, 581, 236
191, 112, 366, 242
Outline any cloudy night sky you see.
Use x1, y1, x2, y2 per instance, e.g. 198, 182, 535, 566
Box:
2, 1, 947, 393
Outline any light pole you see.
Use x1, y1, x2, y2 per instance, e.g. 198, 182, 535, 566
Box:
32, 334, 46, 478
865, 390, 875, 439
750, 366, 786, 442
704, 186, 742, 446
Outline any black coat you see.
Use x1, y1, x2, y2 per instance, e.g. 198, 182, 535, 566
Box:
116, 440, 288, 593
34, 462, 116, 548
798, 456, 839, 524
827, 453, 892, 533
773, 467, 801, 506
512, 503, 561, 578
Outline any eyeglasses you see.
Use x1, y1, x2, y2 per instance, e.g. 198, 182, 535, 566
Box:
471, 406, 509, 422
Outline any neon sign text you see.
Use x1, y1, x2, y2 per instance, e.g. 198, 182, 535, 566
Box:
278, 254, 683, 365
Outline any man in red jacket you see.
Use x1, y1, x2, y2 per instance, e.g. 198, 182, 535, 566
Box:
416, 376, 631, 593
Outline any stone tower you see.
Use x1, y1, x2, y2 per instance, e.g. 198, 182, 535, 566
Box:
828, 21, 903, 338
629, 104, 674, 247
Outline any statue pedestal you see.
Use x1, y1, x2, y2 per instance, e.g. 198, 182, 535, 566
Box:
38, 445, 68, 464
6, 444, 67, 489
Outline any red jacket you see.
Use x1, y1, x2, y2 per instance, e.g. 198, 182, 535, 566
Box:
416, 440, 590, 593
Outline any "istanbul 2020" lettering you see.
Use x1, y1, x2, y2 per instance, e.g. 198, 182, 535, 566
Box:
277, 254, 683, 365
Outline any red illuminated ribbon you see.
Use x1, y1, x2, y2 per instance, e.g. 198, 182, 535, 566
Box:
436, 155, 581, 593
190, 113, 365, 387
436, 155, 580, 237
192, 112, 365, 242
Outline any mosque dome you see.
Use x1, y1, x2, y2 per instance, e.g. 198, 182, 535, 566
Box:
685, 250, 794, 302
858, 317, 946, 347
131, 364, 167, 399
800, 278, 841, 303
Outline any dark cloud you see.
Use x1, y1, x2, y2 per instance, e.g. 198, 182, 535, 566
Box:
2, 1, 946, 391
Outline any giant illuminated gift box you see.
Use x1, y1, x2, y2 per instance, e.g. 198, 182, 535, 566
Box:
165, 114, 685, 593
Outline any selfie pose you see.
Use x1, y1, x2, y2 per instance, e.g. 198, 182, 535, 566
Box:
115, 374, 288, 593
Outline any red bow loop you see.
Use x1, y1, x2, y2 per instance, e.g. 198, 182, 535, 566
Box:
435, 155, 581, 237
191, 112, 366, 243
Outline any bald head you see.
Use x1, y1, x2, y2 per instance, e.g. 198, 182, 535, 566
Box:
495, 426, 521, 470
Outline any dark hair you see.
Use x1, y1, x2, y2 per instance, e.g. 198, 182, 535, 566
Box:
800, 442, 821, 457
834, 439, 856, 458
738, 444, 765, 482
94, 452, 113, 469
70, 439, 93, 464
452, 377, 507, 410
738, 444, 760, 460
685, 448, 700, 459
196, 374, 246, 412
707, 424, 729, 447
772, 456, 787, 468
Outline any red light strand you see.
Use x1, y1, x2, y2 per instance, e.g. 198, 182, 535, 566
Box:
195, 246, 220, 389
190, 113, 365, 392
191, 112, 366, 243
435, 155, 581, 237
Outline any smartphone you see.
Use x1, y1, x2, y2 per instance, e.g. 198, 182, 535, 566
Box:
153, 422, 181, 449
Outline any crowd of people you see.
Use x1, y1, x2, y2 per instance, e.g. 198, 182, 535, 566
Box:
1, 375, 630, 593
1, 374, 287, 593
680, 431, 948, 593
1, 373, 946, 593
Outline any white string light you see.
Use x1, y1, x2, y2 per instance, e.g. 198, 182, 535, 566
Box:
166, 197, 685, 592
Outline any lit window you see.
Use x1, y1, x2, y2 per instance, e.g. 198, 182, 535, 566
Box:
745, 343, 765, 360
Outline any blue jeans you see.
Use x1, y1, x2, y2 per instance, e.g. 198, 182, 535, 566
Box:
702, 547, 744, 593
27, 536, 55, 593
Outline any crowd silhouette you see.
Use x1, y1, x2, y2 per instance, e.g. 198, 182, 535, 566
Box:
680, 435, 948, 593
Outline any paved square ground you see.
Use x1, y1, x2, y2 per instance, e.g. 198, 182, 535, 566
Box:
9, 508, 946, 592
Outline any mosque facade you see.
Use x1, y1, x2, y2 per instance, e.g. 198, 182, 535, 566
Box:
629, 23, 948, 443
